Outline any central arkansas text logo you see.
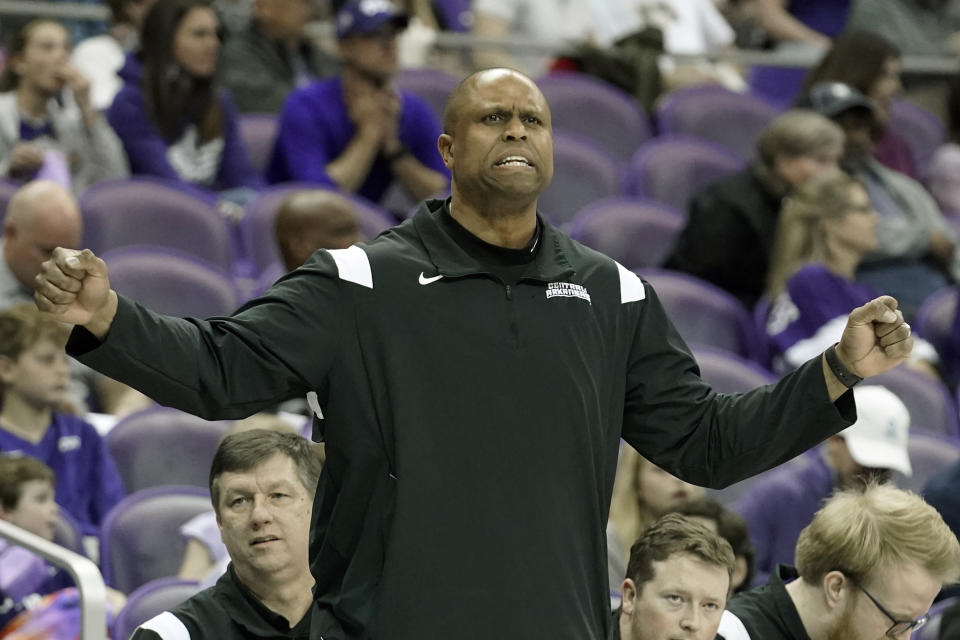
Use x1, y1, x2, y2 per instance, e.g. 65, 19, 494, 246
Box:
546, 282, 591, 304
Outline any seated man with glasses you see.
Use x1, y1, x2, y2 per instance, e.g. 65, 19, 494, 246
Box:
716, 483, 960, 640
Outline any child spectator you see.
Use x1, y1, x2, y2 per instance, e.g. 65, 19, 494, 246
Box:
0, 455, 72, 631
0, 19, 128, 195
0, 304, 125, 536
0, 455, 126, 636
107, 0, 262, 199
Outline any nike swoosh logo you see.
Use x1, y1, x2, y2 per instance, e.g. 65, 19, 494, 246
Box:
418, 272, 443, 285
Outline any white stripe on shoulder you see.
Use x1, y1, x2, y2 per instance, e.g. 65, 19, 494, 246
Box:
615, 261, 646, 304
138, 611, 191, 640
717, 609, 752, 640
328, 246, 373, 289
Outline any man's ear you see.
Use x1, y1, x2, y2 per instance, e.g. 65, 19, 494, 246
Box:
822, 570, 849, 611
0, 354, 16, 385
437, 134, 454, 170
620, 578, 638, 614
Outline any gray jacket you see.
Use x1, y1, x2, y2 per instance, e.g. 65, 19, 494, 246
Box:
0, 90, 128, 194
219, 23, 338, 114
856, 158, 960, 281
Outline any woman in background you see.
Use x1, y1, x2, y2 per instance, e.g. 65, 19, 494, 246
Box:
798, 30, 915, 178
107, 0, 261, 199
766, 167, 939, 374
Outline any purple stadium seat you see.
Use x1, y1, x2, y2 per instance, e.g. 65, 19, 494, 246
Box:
105, 406, 233, 493
432, 0, 472, 31
538, 72, 653, 164
891, 430, 960, 495
747, 66, 806, 111
112, 578, 202, 640
690, 346, 777, 394
711, 451, 814, 508
656, 86, 779, 161
566, 196, 685, 269
638, 268, 763, 361
395, 68, 460, 120
538, 134, 621, 226
622, 136, 745, 213
102, 246, 241, 318
868, 367, 960, 438
80, 177, 234, 271
99, 486, 212, 593
241, 183, 396, 276
915, 287, 958, 370
237, 113, 279, 175
53, 510, 85, 556
889, 99, 946, 174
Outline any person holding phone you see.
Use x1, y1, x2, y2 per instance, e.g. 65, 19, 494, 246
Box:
0, 19, 128, 194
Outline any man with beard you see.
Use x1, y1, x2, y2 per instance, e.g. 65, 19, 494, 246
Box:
736, 385, 912, 585
716, 483, 960, 640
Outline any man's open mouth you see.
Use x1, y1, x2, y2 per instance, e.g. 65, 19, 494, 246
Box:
494, 156, 534, 167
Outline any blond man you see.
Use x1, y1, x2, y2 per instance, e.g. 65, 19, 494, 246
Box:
717, 484, 960, 640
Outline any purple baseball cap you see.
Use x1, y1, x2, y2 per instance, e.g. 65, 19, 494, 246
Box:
336, 0, 410, 39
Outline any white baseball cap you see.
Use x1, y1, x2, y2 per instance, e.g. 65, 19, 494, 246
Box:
841, 385, 912, 476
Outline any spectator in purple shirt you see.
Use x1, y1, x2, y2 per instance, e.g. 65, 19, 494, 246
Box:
107, 0, 262, 198
0, 304, 125, 536
765, 167, 940, 374
266, 0, 449, 207
735, 384, 912, 586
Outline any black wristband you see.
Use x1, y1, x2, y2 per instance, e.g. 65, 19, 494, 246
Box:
825, 343, 862, 388
383, 144, 410, 163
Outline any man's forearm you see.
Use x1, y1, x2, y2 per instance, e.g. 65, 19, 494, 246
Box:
326, 130, 382, 193
85, 290, 119, 340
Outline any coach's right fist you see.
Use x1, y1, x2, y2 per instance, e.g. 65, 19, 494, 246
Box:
34, 248, 117, 338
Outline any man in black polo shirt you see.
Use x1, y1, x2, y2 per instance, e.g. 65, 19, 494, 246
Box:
132, 430, 322, 639
716, 484, 960, 640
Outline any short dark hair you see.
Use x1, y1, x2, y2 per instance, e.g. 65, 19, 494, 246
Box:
0, 455, 55, 511
624, 513, 735, 591
673, 497, 756, 592
209, 429, 321, 516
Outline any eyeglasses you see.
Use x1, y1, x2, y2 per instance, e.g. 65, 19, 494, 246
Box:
853, 581, 929, 637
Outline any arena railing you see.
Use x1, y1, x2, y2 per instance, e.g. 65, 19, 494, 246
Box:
0, 518, 108, 640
